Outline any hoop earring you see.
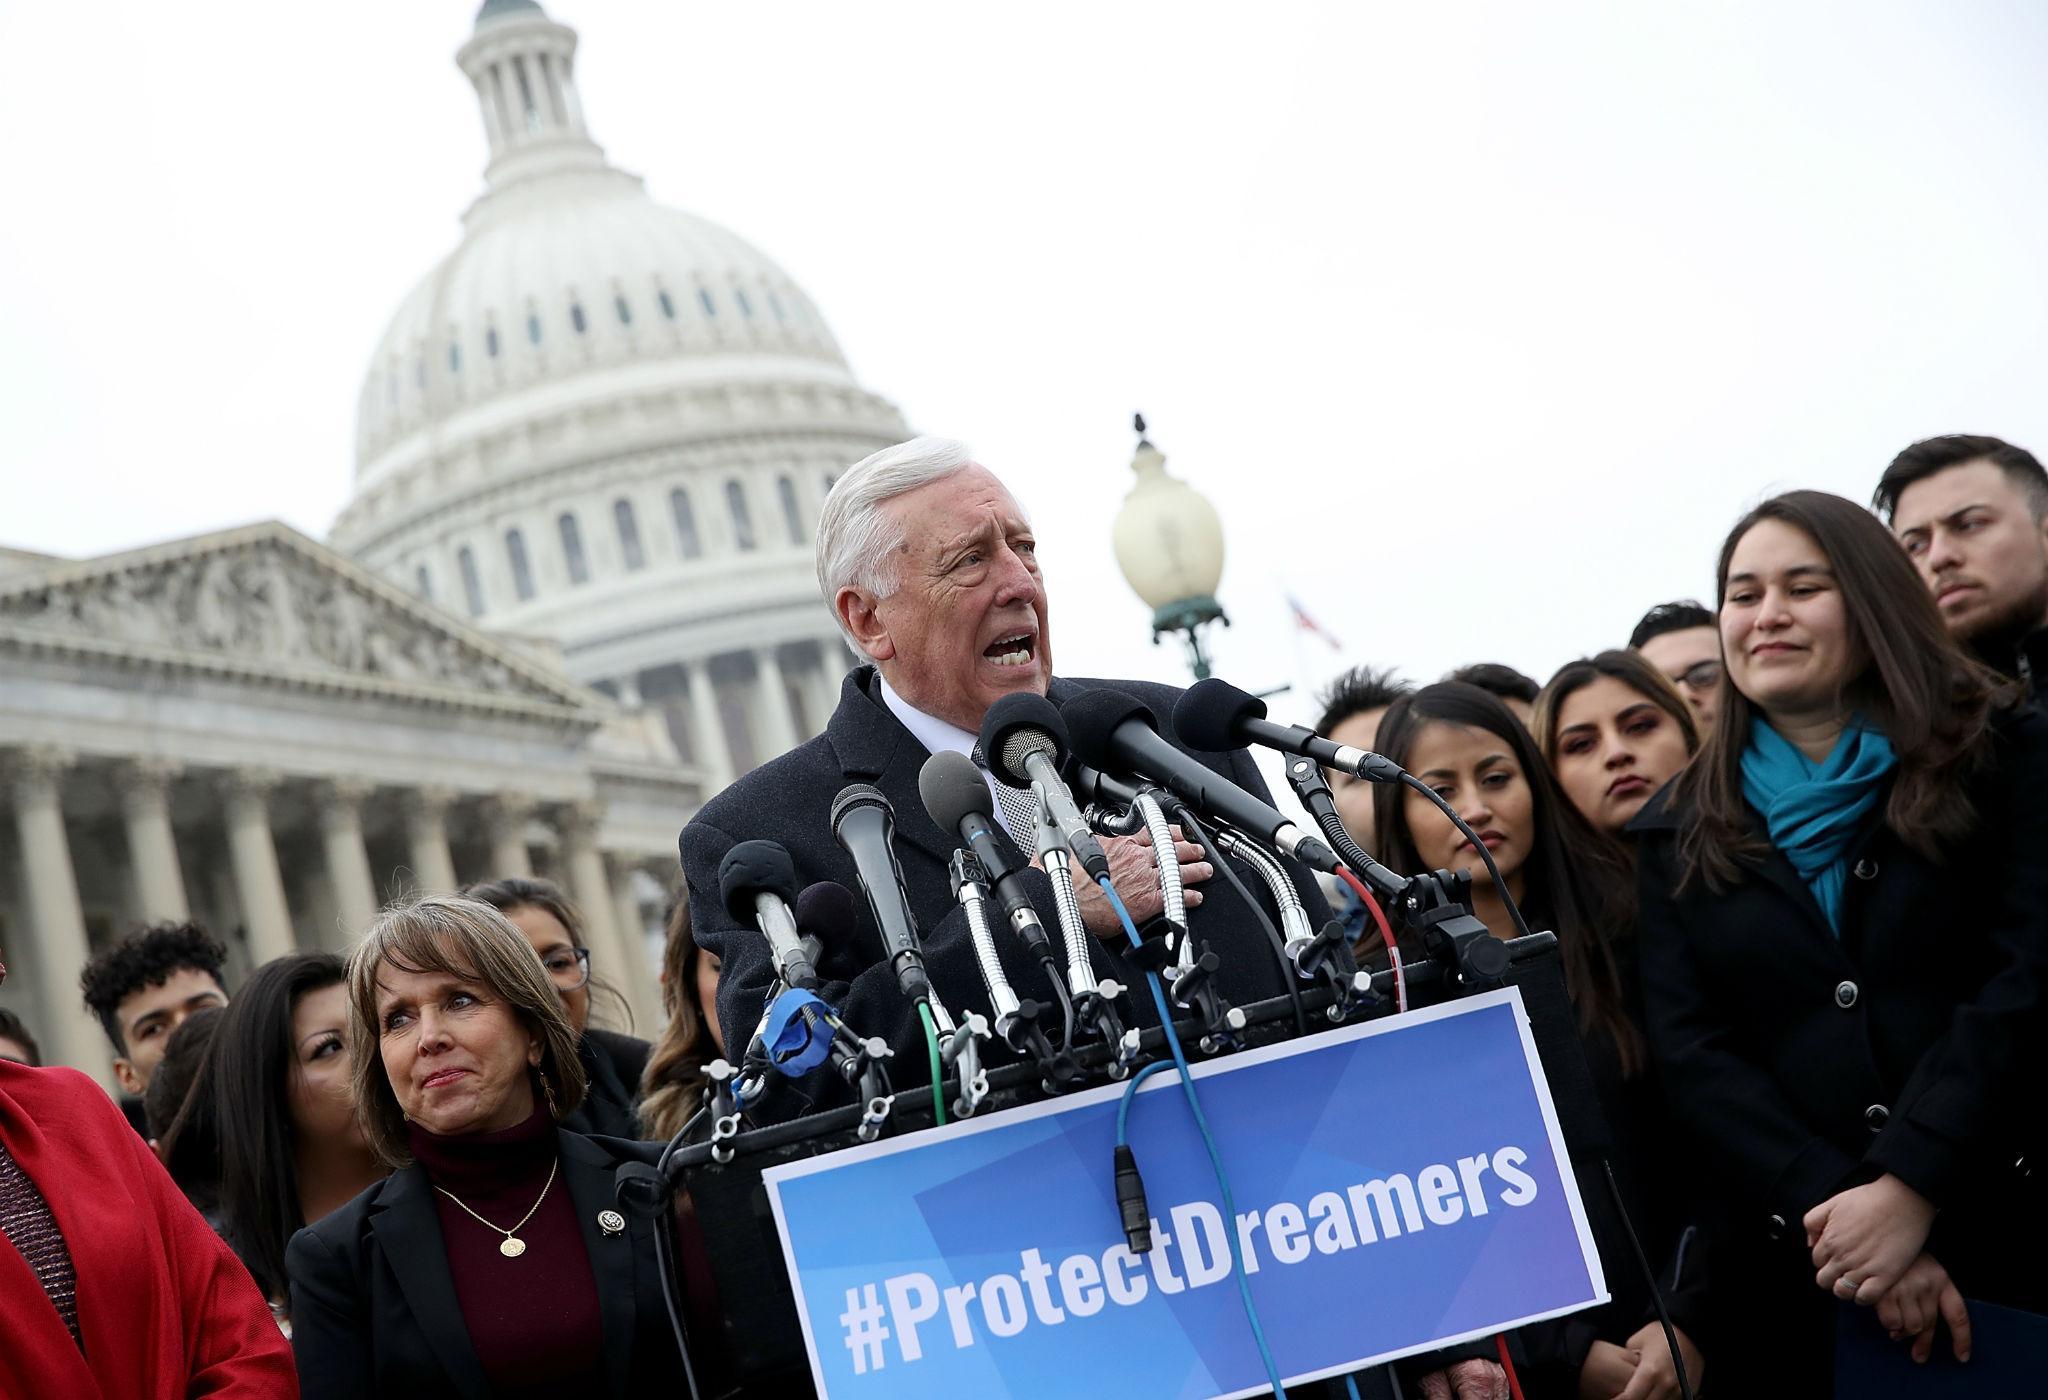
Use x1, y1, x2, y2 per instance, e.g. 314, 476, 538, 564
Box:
538, 1067, 560, 1119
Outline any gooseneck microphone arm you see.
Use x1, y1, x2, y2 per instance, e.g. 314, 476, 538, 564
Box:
1029, 802, 1139, 1079
951, 851, 1077, 1092
1280, 756, 1410, 901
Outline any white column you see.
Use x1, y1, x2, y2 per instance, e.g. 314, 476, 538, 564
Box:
116, 757, 190, 922
7, 747, 105, 1077
221, 769, 296, 966
402, 786, 460, 894
482, 792, 535, 879
316, 779, 380, 947
558, 804, 659, 1032
614, 671, 645, 709
682, 659, 735, 791
754, 646, 801, 761
606, 853, 652, 1004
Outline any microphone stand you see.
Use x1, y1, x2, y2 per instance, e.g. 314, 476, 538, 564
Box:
951, 850, 1077, 1093
1215, 827, 1374, 1022
1084, 786, 1248, 1054
1029, 799, 1140, 1080
916, 978, 993, 1119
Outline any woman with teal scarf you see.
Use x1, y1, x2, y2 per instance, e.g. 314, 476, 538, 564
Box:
1632, 491, 2048, 1392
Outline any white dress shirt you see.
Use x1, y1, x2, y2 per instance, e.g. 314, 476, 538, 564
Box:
877, 673, 1007, 815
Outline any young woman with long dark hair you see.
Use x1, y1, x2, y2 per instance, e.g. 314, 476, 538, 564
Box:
1373, 682, 1710, 1399
1534, 650, 1699, 839
211, 952, 385, 1326
1635, 490, 2048, 1387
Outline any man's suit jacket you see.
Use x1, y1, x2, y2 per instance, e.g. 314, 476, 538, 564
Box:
679, 666, 1332, 1116
286, 1129, 708, 1400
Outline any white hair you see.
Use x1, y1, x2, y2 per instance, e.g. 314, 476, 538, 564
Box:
816, 435, 981, 647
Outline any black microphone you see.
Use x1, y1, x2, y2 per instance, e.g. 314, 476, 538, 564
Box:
794, 880, 857, 967
1061, 688, 1343, 876
1172, 676, 1403, 782
717, 840, 820, 991
828, 783, 932, 1003
979, 693, 1111, 880
917, 751, 1057, 964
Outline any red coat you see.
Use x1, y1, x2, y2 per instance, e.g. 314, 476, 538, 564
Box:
0, 1060, 297, 1399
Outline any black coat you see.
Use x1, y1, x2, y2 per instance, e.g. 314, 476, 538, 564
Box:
1631, 705, 2048, 1382
286, 1128, 715, 1400
680, 666, 1333, 1116
564, 1028, 652, 1140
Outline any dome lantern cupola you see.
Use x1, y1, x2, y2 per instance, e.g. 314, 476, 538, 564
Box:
457, 0, 607, 203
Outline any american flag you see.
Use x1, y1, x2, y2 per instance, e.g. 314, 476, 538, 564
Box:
1286, 593, 1342, 651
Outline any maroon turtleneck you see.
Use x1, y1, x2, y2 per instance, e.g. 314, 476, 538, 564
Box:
408, 1105, 603, 1395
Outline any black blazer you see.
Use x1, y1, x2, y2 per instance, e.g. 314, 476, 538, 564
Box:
1631, 707, 2048, 1327
681, 667, 1332, 1116
286, 1128, 703, 1400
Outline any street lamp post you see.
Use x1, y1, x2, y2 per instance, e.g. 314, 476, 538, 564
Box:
1111, 415, 1229, 680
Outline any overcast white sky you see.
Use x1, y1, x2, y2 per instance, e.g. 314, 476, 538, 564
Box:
4, 1, 2047, 731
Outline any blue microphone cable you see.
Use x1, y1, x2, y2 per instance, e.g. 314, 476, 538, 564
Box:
1100, 875, 1287, 1398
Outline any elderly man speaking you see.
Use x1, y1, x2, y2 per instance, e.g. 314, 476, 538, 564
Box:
679, 436, 1330, 1115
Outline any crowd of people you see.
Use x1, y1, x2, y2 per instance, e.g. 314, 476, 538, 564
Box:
2, 430, 2046, 1397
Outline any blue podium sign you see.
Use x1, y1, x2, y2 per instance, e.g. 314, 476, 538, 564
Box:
764, 988, 1605, 1398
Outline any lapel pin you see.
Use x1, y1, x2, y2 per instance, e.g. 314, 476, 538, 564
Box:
598, 1209, 626, 1237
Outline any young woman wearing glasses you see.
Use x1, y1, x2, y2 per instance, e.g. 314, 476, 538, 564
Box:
464, 877, 652, 1140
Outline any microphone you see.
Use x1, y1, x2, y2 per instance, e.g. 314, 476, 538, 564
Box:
918, 752, 1058, 965
717, 840, 820, 991
1172, 676, 1403, 782
1061, 688, 1344, 876
828, 784, 932, 1004
979, 693, 1111, 881
794, 880, 857, 969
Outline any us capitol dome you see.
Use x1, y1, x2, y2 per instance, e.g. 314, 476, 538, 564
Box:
330, 0, 910, 789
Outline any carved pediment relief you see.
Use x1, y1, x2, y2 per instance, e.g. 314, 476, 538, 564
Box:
0, 526, 586, 710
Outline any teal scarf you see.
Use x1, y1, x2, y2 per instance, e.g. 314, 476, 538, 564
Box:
1740, 717, 1896, 933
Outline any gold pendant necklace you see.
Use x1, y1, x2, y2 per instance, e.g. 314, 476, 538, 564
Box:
433, 1158, 558, 1260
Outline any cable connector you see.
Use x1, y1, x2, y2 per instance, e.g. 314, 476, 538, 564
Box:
1113, 1144, 1153, 1254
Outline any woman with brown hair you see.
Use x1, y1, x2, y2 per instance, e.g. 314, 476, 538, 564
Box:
1534, 650, 1699, 837
463, 877, 652, 1141
1372, 681, 1711, 1398
285, 896, 723, 1398
1635, 490, 2048, 1387
637, 894, 722, 1142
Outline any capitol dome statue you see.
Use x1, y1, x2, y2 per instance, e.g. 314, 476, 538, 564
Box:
330, 0, 909, 788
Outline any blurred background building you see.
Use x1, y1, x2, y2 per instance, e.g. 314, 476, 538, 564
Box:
0, 0, 907, 1072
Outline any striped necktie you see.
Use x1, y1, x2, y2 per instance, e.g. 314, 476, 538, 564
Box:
970, 744, 1041, 843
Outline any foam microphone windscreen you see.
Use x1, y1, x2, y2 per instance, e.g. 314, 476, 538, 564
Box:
794, 880, 860, 945
718, 840, 799, 923
979, 692, 1071, 786
1057, 689, 1159, 769
1172, 677, 1267, 753
918, 750, 994, 833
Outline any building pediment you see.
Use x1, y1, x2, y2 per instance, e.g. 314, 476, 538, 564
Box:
0, 522, 600, 724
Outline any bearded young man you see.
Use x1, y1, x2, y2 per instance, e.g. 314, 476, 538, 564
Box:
1876, 433, 2048, 702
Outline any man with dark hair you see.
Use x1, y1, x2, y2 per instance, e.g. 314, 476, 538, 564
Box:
1314, 665, 1414, 944
0, 1007, 39, 1066
1629, 599, 1722, 728
1875, 433, 2048, 698
78, 923, 230, 1098
1315, 665, 1413, 852
1444, 661, 1539, 726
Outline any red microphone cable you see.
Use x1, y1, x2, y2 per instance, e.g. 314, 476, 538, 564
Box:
1335, 865, 1405, 1012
